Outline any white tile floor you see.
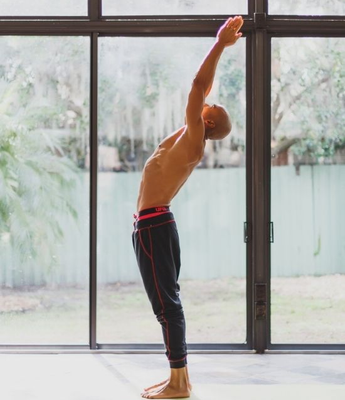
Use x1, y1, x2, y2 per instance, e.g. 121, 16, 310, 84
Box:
0, 353, 345, 400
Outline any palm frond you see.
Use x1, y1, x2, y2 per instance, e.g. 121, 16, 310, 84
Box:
0, 119, 81, 271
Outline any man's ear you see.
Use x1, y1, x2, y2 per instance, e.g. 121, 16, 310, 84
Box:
205, 119, 215, 129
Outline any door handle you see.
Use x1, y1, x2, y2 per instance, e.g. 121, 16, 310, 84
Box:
270, 221, 274, 243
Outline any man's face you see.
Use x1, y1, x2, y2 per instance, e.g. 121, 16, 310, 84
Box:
203, 103, 218, 111
202, 103, 222, 122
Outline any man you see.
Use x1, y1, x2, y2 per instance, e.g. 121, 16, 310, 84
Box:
132, 16, 243, 399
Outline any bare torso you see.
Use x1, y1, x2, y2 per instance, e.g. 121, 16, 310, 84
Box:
137, 126, 205, 212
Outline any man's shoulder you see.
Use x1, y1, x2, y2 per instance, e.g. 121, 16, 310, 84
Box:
167, 129, 205, 165
155, 126, 205, 163
177, 126, 205, 151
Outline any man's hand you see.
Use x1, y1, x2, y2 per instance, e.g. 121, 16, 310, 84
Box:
216, 16, 243, 47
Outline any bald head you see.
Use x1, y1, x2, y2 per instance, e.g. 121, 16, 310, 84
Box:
202, 104, 232, 140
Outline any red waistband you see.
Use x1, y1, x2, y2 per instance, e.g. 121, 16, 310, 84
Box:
134, 206, 171, 221
134, 211, 171, 221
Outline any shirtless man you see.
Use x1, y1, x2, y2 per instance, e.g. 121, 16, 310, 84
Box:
132, 16, 243, 399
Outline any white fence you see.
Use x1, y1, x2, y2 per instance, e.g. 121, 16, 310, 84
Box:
1, 165, 344, 287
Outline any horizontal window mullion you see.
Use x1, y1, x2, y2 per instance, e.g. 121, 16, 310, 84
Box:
0, 16, 88, 20
0, 19, 254, 36
1, 17, 345, 36
267, 17, 345, 35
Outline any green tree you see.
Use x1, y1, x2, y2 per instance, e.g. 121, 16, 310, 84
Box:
0, 37, 89, 279
0, 119, 80, 270
271, 37, 345, 164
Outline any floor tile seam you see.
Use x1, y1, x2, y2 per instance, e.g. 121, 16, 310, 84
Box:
92, 354, 136, 386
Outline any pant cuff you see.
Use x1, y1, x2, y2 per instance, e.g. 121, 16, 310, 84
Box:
169, 357, 187, 369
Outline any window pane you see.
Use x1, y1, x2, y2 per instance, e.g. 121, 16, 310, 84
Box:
98, 37, 246, 344
0, 37, 90, 344
0, 0, 86, 16
102, 0, 246, 16
269, 0, 345, 15
271, 38, 345, 344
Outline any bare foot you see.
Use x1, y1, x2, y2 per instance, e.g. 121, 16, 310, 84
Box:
141, 367, 191, 399
142, 382, 190, 399
143, 366, 192, 395
142, 380, 192, 397
143, 378, 169, 393
141, 379, 169, 397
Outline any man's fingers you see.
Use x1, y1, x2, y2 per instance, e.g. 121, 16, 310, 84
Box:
227, 16, 241, 26
225, 17, 234, 27
235, 22, 243, 32
233, 17, 243, 29
226, 16, 243, 31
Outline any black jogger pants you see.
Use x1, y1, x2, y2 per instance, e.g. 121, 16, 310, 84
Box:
132, 207, 187, 368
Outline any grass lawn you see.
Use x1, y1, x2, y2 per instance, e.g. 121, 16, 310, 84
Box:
0, 275, 344, 345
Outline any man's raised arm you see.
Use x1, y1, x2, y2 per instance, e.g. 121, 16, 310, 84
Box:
185, 16, 243, 130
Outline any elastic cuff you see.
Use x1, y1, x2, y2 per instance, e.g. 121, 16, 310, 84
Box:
169, 357, 187, 369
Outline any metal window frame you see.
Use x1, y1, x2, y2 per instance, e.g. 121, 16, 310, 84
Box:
90, 31, 98, 350
1, 0, 345, 353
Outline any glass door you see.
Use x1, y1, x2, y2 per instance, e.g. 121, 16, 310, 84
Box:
0, 36, 90, 344
270, 37, 345, 344
96, 37, 248, 345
